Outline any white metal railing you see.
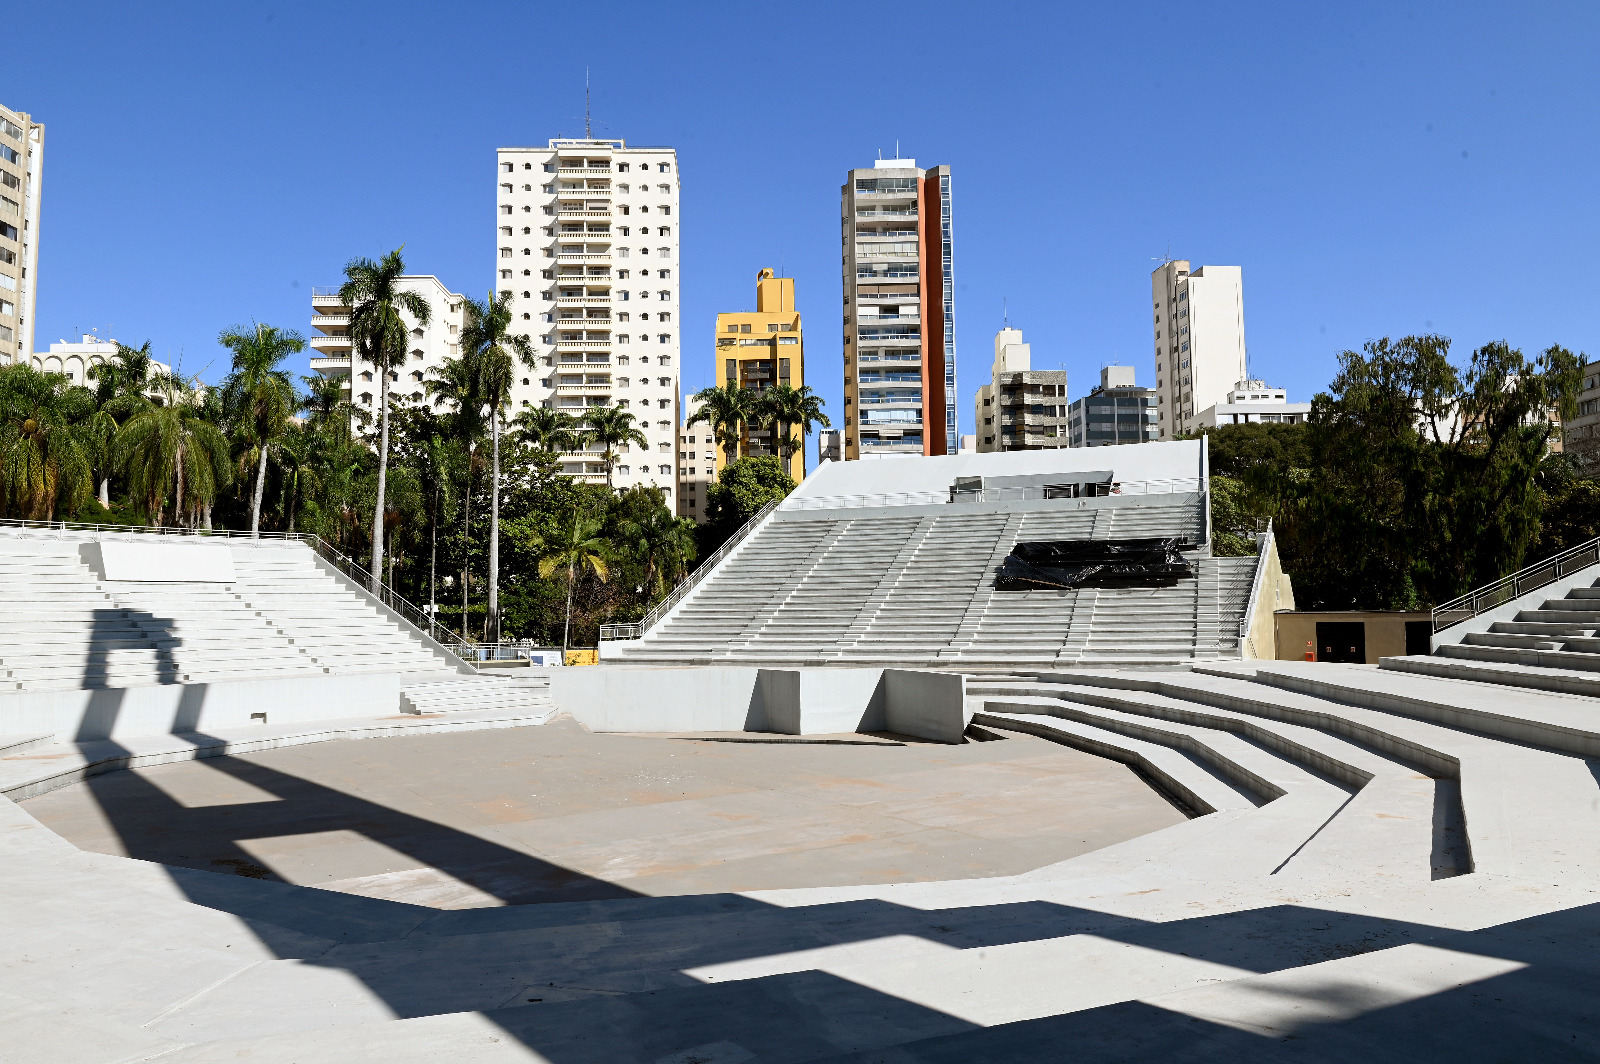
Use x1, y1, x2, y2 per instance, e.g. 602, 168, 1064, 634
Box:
445, 640, 564, 663
1238, 519, 1275, 648
784, 478, 1203, 512
598, 498, 781, 641
856, 209, 917, 217
1433, 536, 1600, 633
599, 622, 642, 641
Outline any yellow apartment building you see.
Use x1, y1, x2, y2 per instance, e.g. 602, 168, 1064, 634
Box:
712, 268, 805, 481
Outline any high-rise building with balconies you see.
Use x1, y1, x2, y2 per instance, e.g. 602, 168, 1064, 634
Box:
1067, 366, 1159, 448
840, 159, 956, 459
495, 138, 680, 501
0, 103, 43, 367
973, 327, 1068, 452
1152, 260, 1246, 439
307, 276, 466, 436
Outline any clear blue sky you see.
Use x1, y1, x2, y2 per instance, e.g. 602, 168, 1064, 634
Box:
11, 1, 1600, 466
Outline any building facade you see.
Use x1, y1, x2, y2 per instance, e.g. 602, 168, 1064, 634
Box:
1564, 360, 1600, 473
495, 138, 681, 503
973, 327, 1067, 452
0, 104, 43, 367
308, 274, 469, 434
677, 396, 718, 523
817, 429, 843, 463
712, 269, 804, 480
34, 335, 170, 395
1152, 260, 1246, 440
1067, 366, 1159, 447
1196, 379, 1310, 429
840, 159, 956, 459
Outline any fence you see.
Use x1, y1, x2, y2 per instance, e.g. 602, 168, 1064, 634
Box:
598, 497, 781, 641
1433, 536, 1600, 633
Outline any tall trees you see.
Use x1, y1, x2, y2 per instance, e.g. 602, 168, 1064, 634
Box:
426, 355, 486, 637
622, 508, 697, 601
703, 454, 795, 544
688, 383, 757, 466
584, 405, 649, 490
532, 512, 610, 654
220, 323, 303, 537
0, 364, 94, 520
513, 406, 583, 454
341, 248, 429, 594
757, 383, 830, 475
458, 290, 534, 643
115, 373, 231, 527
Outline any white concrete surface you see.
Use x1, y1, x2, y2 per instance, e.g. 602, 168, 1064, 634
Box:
96, 539, 236, 582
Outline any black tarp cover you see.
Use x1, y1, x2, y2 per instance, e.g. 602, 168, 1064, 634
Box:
995, 537, 1194, 591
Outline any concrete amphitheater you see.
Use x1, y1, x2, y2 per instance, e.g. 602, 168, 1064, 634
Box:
6, 439, 1600, 1062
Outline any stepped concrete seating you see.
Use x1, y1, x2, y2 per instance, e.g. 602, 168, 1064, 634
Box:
0, 533, 458, 696
12, 650, 1600, 1059
399, 673, 554, 717
612, 492, 1255, 667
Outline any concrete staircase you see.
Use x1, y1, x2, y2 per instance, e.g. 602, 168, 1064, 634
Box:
399, 674, 555, 719
12, 653, 1600, 1060
0, 536, 457, 692
610, 494, 1257, 668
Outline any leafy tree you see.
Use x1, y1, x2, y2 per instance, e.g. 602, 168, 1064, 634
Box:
341, 247, 430, 593
85, 341, 157, 507
687, 383, 758, 466
220, 323, 303, 537
703, 455, 794, 545
425, 354, 487, 636
621, 507, 698, 601
0, 364, 95, 520
528, 511, 610, 653
458, 290, 534, 642
583, 404, 649, 491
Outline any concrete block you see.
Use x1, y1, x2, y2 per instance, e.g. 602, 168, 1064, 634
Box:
758, 669, 886, 735
92, 539, 236, 582
551, 667, 767, 732
883, 668, 970, 743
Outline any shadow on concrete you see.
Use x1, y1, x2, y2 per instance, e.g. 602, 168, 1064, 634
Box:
81, 743, 640, 906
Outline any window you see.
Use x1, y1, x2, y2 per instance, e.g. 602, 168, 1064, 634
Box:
658, 398, 670, 409
0, 299, 11, 316
658, 290, 670, 300
726, 325, 738, 334
659, 465, 671, 475
658, 355, 670, 366
0, 172, 16, 191
659, 313, 671, 322
658, 443, 670, 453
658, 226, 670, 236
767, 324, 780, 332
618, 163, 629, 173
501, 162, 513, 172
658, 247, 670, 258
740, 323, 752, 334
659, 163, 670, 172
658, 334, 671, 344
500, 205, 512, 215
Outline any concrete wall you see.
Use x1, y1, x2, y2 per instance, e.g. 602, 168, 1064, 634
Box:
552, 666, 970, 742
1274, 611, 1432, 664
1241, 535, 1296, 660
0, 671, 402, 743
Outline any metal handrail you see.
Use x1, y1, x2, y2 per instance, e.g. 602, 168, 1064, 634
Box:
0, 516, 457, 647
598, 498, 781, 641
1238, 519, 1274, 645
1433, 536, 1600, 633
784, 479, 1204, 512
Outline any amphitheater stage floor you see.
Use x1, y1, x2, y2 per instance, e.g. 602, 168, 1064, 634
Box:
23, 718, 1185, 908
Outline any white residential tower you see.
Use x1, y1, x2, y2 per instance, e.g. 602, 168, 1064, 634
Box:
1152, 260, 1246, 439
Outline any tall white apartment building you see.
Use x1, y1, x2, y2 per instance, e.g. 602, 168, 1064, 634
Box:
0, 103, 43, 367
308, 275, 466, 431
1151, 261, 1246, 439
494, 138, 681, 502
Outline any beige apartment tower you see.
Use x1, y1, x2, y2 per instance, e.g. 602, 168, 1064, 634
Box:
0, 104, 43, 367
495, 138, 681, 505
1152, 260, 1246, 439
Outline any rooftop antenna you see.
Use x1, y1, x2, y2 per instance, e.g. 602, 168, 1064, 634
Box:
1151, 242, 1174, 266
585, 68, 592, 138
895, 139, 899, 159
1002, 297, 1008, 327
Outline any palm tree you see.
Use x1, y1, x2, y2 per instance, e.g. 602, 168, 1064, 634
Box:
416, 431, 455, 630
759, 383, 831, 477
340, 247, 430, 594
425, 355, 486, 637
512, 405, 584, 454
584, 405, 650, 490
0, 364, 94, 520
458, 291, 535, 643
115, 373, 231, 527
86, 341, 156, 506
622, 508, 698, 601
300, 373, 365, 445
533, 512, 609, 654
220, 323, 304, 537
687, 383, 758, 467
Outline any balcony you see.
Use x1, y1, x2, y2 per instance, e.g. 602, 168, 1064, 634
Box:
857, 314, 921, 324
855, 187, 917, 197
557, 252, 611, 261
310, 314, 350, 328
556, 339, 611, 349
309, 355, 351, 373
557, 269, 611, 279
554, 382, 613, 394
856, 292, 919, 302
557, 209, 612, 219
557, 167, 612, 174
556, 317, 613, 325
554, 295, 611, 305
309, 333, 353, 350
856, 208, 917, 218
857, 268, 919, 280
557, 187, 613, 198
310, 292, 348, 311
857, 230, 919, 240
